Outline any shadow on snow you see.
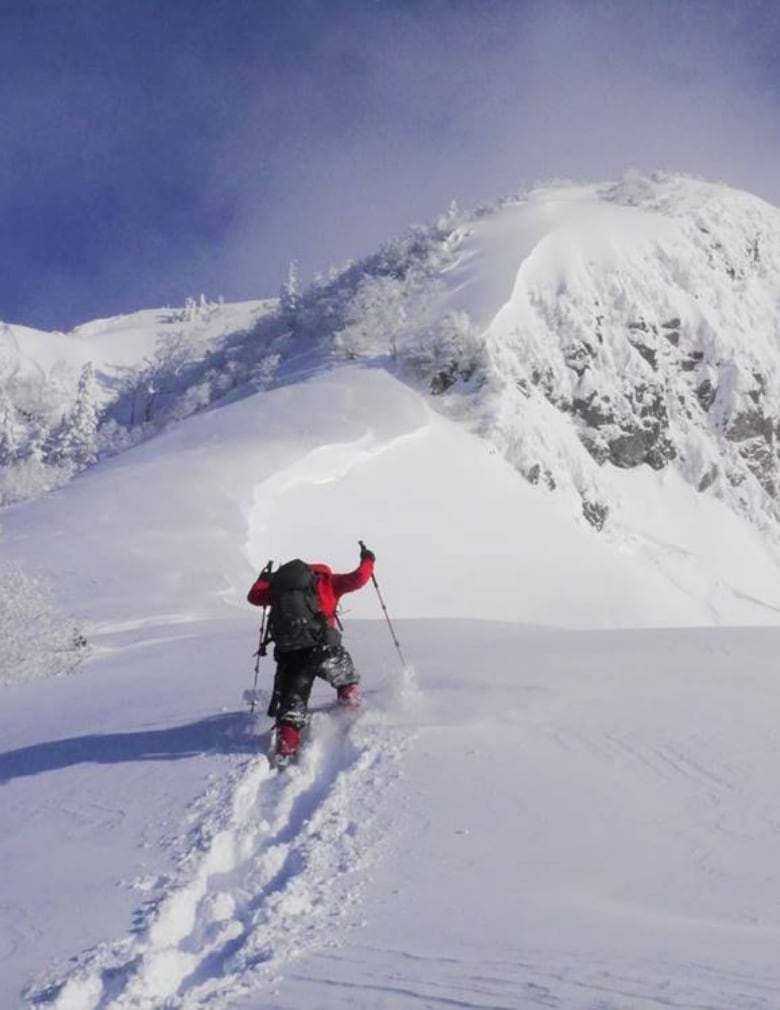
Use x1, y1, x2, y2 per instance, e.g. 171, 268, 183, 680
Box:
0, 711, 263, 784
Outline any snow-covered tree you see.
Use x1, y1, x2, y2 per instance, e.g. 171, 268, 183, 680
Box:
279, 260, 301, 323
0, 391, 23, 465
180, 294, 219, 322
332, 275, 409, 359
69, 362, 99, 466
44, 362, 99, 467
401, 311, 485, 394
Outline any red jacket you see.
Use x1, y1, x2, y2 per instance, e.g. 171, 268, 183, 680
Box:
247, 558, 374, 626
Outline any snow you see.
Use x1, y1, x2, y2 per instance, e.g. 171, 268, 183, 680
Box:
4, 173, 780, 1008
0, 299, 270, 408
4, 359, 780, 1009
426, 173, 780, 532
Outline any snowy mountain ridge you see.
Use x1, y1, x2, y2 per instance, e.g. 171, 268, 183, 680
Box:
4, 170, 780, 542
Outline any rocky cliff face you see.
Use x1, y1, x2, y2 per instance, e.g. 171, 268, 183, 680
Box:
412, 173, 780, 533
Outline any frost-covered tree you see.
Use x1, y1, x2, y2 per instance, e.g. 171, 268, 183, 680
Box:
332, 275, 409, 359
122, 336, 191, 427
0, 457, 74, 507
401, 311, 485, 394
11, 374, 54, 460
0, 361, 97, 504
179, 293, 220, 322
44, 362, 99, 467
252, 351, 281, 389
279, 261, 301, 323
69, 362, 99, 466
0, 391, 23, 465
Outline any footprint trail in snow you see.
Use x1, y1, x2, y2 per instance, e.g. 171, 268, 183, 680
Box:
29, 705, 413, 1010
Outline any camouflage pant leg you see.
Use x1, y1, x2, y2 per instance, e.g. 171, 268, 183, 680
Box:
316, 645, 358, 688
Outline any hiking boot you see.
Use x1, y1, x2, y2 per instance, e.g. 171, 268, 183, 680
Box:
337, 683, 362, 710
276, 723, 301, 760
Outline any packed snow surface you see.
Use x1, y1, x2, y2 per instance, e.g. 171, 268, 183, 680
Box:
3, 365, 780, 1009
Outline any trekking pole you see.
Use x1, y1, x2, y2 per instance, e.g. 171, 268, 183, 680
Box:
359, 539, 407, 668
249, 561, 273, 713
249, 610, 267, 714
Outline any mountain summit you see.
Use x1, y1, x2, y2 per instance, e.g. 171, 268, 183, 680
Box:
423, 171, 780, 534
4, 171, 780, 542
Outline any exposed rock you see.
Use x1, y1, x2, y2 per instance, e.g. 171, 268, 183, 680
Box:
572, 392, 615, 428
531, 366, 559, 400
571, 382, 675, 471
629, 384, 675, 462
645, 435, 677, 470
739, 439, 777, 496
748, 372, 766, 405
696, 379, 717, 412
660, 319, 681, 346
579, 431, 610, 465
430, 366, 458, 395
525, 463, 556, 490
681, 351, 704, 372
582, 497, 608, 530
429, 359, 479, 395
563, 340, 597, 376
697, 465, 718, 492
609, 424, 676, 470
629, 340, 658, 370
727, 410, 773, 443
609, 429, 651, 468
727, 469, 747, 487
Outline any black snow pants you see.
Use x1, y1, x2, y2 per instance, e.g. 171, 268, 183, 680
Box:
269, 643, 358, 728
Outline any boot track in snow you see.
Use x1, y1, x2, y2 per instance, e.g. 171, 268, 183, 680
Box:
27, 705, 411, 1010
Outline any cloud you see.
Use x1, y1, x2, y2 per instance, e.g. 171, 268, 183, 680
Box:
215, 1, 779, 308
2, 0, 779, 329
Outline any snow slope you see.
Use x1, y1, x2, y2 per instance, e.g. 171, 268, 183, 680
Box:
0, 300, 270, 396
4, 365, 780, 1009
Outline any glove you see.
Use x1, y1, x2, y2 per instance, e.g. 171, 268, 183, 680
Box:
360, 545, 376, 563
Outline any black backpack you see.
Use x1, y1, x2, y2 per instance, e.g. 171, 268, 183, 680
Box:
264, 559, 326, 653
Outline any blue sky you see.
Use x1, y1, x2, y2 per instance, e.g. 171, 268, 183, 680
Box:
2, 0, 780, 331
